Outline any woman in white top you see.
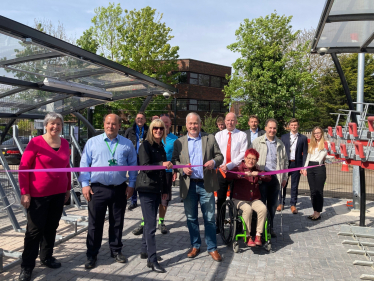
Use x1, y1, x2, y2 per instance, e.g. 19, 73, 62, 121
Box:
301, 127, 329, 221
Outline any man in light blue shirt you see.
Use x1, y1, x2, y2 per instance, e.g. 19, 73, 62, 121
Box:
79, 114, 137, 269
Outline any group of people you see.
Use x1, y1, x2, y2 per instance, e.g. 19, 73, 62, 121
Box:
17, 110, 330, 281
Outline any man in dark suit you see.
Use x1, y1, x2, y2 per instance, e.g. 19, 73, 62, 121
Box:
244, 115, 265, 149
278, 118, 308, 214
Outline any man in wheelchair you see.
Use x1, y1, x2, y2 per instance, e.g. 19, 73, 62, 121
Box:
225, 148, 271, 247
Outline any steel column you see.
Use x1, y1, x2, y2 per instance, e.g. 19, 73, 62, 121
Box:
71, 111, 97, 137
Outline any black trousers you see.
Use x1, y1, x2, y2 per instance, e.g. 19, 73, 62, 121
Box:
259, 175, 280, 230
21, 193, 65, 269
279, 161, 302, 206
139, 192, 161, 263
216, 172, 232, 225
307, 162, 326, 212
86, 183, 127, 258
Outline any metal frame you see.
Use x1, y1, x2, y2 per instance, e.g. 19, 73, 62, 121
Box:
71, 111, 97, 136
0, 15, 177, 93
326, 13, 374, 23
311, 0, 334, 52
139, 94, 154, 112
0, 51, 63, 66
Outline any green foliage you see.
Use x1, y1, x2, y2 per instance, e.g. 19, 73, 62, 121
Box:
77, 3, 179, 127
224, 12, 318, 135
76, 27, 99, 54
314, 54, 374, 129
201, 111, 218, 134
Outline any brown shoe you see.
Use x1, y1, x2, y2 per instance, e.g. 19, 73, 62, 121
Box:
187, 247, 200, 258
291, 206, 298, 214
276, 204, 284, 212
209, 250, 222, 262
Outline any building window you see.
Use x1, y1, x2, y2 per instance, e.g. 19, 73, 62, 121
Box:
199, 74, 210, 87
210, 101, 220, 112
210, 76, 221, 88
222, 78, 229, 87
177, 99, 187, 111
178, 72, 188, 84
190, 73, 198, 85
189, 99, 198, 110
198, 100, 210, 111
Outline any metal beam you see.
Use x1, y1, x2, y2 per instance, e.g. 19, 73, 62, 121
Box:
311, 0, 335, 51
330, 53, 358, 124
60, 89, 157, 116
71, 111, 97, 136
0, 87, 26, 99
139, 94, 154, 112
0, 113, 45, 119
326, 13, 374, 23
0, 15, 177, 93
0, 51, 63, 66
361, 32, 374, 52
0, 76, 112, 101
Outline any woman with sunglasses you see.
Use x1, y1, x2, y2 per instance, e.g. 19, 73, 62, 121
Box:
136, 119, 172, 273
301, 127, 331, 220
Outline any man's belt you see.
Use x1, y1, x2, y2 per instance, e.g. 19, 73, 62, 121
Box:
289, 160, 295, 162
190, 178, 204, 183
91, 182, 127, 188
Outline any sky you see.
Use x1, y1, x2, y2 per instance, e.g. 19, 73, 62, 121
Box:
2, 0, 326, 67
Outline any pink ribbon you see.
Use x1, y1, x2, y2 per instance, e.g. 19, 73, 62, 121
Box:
227, 160, 343, 176
0, 164, 198, 173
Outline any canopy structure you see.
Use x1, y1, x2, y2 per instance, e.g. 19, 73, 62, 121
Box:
312, 0, 374, 54
0, 16, 176, 140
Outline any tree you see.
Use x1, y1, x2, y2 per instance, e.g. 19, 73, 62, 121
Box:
224, 12, 318, 135
77, 4, 179, 126
315, 53, 374, 129
201, 111, 218, 134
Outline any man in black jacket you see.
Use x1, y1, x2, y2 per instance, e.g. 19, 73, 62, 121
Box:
278, 118, 308, 214
124, 112, 149, 210
244, 115, 265, 149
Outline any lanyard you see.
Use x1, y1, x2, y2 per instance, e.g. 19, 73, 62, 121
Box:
105, 138, 119, 159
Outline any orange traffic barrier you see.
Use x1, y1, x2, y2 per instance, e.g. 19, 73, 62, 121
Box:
341, 161, 349, 172
346, 200, 353, 207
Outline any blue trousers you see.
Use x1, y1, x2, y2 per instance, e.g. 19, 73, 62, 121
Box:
183, 181, 217, 252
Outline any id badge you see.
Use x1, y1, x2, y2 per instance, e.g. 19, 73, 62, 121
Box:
108, 159, 118, 166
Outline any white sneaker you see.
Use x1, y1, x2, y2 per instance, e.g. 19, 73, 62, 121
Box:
226, 196, 230, 201
215, 197, 218, 203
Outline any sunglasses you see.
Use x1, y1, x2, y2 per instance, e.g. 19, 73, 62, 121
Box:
153, 127, 165, 131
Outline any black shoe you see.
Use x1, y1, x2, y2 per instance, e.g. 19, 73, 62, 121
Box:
158, 222, 168, 234
40, 257, 61, 268
147, 261, 166, 273
140, 253, 162, 261
19, 268, 33, 281
128, 202, 138, 210
111, 252, 128, 263
216, 227, 220, 234
84, 256, 97, 269
270, 229, 277, 238
132, 224, 144, 235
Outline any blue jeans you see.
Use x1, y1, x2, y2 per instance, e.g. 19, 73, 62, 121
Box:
183, 181, 217, 252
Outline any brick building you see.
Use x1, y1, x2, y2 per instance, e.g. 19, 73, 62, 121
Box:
169, 59, 231, 134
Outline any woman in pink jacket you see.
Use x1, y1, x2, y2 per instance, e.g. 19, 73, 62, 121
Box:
18, 112, 71, 281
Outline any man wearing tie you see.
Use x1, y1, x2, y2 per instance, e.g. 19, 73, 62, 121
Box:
215, 113, 248, 232
278, 118, 308, 214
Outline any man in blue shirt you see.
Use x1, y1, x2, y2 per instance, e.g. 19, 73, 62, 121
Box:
79, 114, 137, 269
172, 113, 224, 262
124, 112, 148, 210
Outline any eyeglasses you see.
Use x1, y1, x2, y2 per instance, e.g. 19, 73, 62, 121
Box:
245, 157, 257, 161
160, 114, 170, 117
153, 127, 165, 131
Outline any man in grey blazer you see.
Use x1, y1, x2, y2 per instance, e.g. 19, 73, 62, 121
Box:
244, 115, 265, 148
172, 112, 224, 262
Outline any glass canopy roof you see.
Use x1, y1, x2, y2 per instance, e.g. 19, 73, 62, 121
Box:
312, 0, 374, 54
0, 15, 176, 119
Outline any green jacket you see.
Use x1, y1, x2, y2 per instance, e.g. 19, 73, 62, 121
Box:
250, 134, 289, 184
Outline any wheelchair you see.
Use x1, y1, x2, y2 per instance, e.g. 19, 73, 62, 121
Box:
219, 199, 271, 253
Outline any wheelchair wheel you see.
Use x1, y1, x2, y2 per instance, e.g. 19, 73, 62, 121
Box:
219, 200, 237, 245
233, 241, 240, 253
264, 241, 271, 252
